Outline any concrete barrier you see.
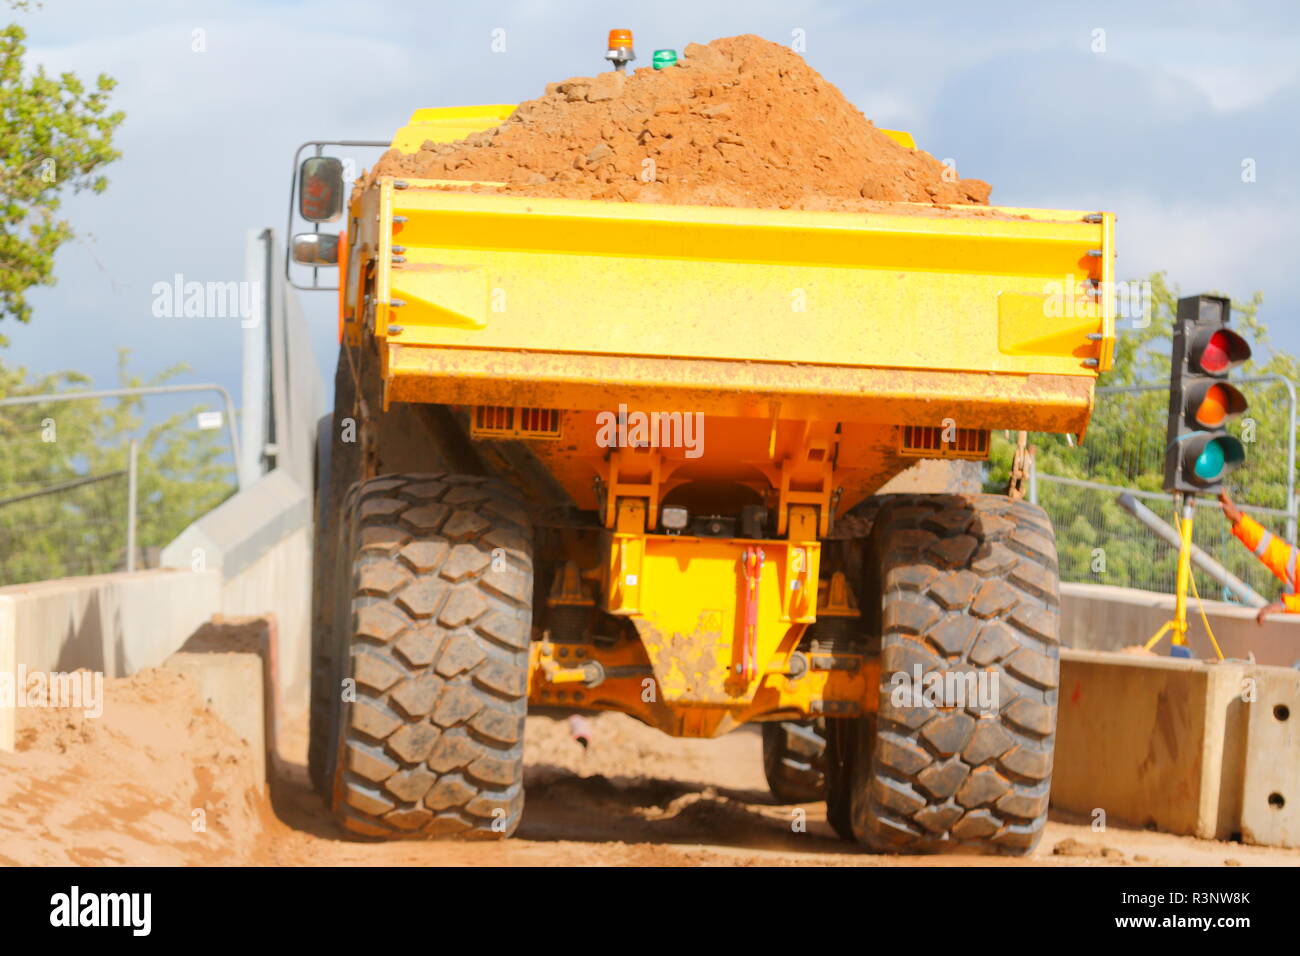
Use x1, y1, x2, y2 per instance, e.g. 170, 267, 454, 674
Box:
0, 568, 222, 750
1240, 667, 1300, 847
162, 468, 313, 714
1061, 581, 1300, 669
1053, 648, 1300, 847
0, 568, 221, 676
162, 616, 279, 790
0, 467, 311, 751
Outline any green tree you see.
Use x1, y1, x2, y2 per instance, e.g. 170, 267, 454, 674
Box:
0, 18, 123, 336
0, 11, 229, 584
0, 351, 235, 584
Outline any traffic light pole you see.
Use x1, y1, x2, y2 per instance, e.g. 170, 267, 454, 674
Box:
1146, 494, 1196, 653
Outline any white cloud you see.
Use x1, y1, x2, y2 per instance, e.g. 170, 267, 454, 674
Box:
1110, 193, 1298, 321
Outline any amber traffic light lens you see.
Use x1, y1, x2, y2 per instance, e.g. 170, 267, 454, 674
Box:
1196, 383, 1229, 427
1185, 380, 1246, 430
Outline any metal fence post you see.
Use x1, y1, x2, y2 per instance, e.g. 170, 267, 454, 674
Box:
126, 439, 138, 572
1280, 377, 1298, 543
1028, 448, 1038, 506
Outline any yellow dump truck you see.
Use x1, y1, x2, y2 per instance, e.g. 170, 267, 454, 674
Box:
292, 104, 1114, 854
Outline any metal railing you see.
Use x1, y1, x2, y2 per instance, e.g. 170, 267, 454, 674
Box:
0, 384, 238, 585
0, 384, 241, 488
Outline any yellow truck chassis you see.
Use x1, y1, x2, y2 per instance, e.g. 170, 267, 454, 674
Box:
306, 104, 1112, 850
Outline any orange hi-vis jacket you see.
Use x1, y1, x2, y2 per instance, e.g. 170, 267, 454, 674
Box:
1232, 513, 1300, 612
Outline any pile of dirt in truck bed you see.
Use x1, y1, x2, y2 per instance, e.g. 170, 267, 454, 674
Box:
365, 34, 990, 211
0, 668, 264, 865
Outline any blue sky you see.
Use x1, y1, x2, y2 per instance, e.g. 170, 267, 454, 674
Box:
4, 0, 1298, 403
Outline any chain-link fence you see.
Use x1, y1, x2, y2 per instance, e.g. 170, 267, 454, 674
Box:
0, 386, 239, 587
0, 470, 132, 582
1035, 477, 1288, 602
1031, 377, 1297, 602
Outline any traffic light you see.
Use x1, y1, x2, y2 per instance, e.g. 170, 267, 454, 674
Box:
1163, 294, 1251, 493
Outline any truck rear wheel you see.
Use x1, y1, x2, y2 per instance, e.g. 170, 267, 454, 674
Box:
849, 493, 1060, 854
761, 719, 827, 803
824, 716, 860, 841
316, 473, 533, 839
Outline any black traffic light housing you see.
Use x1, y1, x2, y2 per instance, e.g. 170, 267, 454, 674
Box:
1163, 294, 1251, 494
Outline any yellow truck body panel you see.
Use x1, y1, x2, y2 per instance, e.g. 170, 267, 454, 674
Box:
337, 105, 1114, 735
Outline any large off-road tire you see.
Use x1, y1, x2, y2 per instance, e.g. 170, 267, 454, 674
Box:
308, 412, 347, 796
823, 716, 861, 841
314, 472, 533, 839
848, 493, 1060, 855
761, 719, 827, 803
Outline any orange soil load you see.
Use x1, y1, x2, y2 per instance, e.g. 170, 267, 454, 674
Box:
366, 34, 990, 211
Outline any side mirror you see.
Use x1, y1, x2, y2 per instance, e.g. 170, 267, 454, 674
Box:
292, 233, 339, 266
298, 156, 344, 222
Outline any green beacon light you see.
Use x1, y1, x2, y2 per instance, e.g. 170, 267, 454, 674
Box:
653, 49, 678, 69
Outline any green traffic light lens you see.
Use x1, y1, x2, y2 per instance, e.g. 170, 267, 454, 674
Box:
1188, 436, 1246, 484
1193, 440, 1226, 480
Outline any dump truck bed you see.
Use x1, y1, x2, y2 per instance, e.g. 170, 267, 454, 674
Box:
350, 179, 1113, 437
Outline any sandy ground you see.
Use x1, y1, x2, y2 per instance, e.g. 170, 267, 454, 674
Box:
0, 669, 264, 866
260, 711, 1298, 868
4, 674, 1297, 867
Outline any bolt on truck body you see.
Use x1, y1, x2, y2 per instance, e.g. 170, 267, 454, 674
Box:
295, 100, 1114, 851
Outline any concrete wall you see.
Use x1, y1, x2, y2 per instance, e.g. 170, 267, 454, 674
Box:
1062, 581, 1300, 669
0, 231, 323, 752
0, 467, 314, 752
217, 526, 311, 713
0, 569, 221, 677
0, 568, 223, 750
876, 459, 983, 496
161, 468, 313, 713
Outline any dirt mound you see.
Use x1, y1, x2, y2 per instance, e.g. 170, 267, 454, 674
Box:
367, 34, 990, 211
0, 668, 264, 866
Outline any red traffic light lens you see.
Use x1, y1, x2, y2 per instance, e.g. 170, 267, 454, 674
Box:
1190, 326, 1250, 375
1200, 330, 1232, 373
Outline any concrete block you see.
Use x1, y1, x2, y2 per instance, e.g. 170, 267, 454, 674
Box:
1054, 649, 1246, 839
0, 570, 221, 753
161, 616, 280, 790
1239, 667, 1300, 848
219, 526, 312, 716
0, 568, 221, 676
